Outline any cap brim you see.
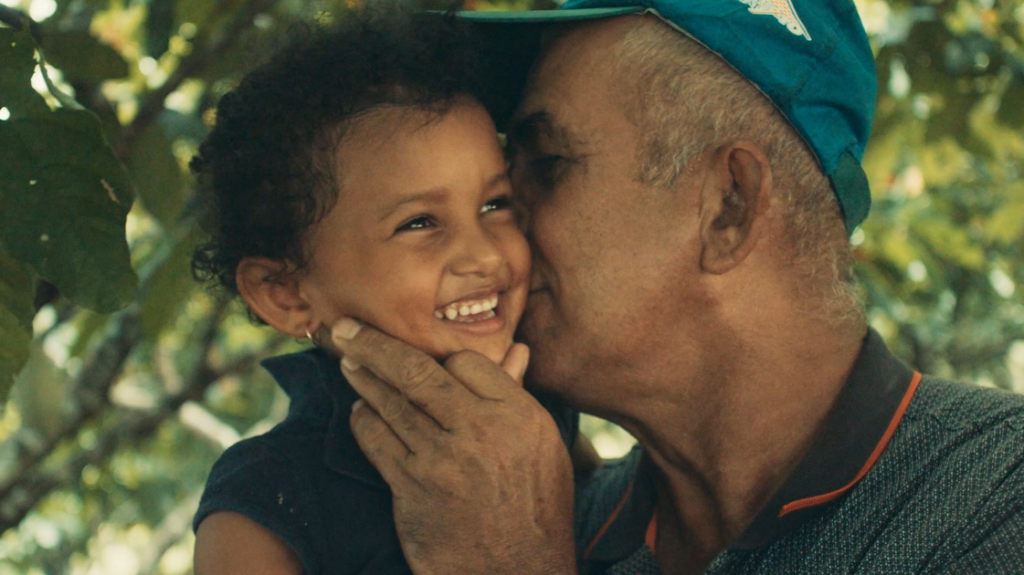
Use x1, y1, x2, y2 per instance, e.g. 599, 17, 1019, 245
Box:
455, 8, 642, 131
457, 7, 642, 24
457, 7, 872, 232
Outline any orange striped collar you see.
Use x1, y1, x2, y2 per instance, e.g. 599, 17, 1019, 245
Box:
731, 328, 921, 549
581, 329, 922, 560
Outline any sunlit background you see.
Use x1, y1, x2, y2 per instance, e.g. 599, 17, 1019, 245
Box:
1, 0, 1023, 573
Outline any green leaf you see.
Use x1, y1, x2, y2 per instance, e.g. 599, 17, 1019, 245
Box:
0, 26, 138, 312
0, 250, 35, 401
0, 109, 138, 313
175, 0, 217, 32
145, 0, 176, 58
140, 231, 198, 339
0, 28, 51, 119
68, 309, 111, 359
915, 216, 986, 270
42, 30, 129, 83
996, 71, 1024, 129
127, 123, 185, 227
983, 184, 1024, 245
917, 137, 970, 189
10, 345, 67, 435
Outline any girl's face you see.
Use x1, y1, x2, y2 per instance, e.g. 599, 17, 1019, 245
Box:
298, 101, 529, 366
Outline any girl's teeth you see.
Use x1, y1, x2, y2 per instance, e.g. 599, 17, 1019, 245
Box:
435, 295, 501, 321
449, 310, 496, 323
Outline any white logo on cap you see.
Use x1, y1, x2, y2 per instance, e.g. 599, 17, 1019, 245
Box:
737, 0, 812, 40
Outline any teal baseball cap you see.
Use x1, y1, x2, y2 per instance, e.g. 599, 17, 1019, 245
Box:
458, 0, 877, 231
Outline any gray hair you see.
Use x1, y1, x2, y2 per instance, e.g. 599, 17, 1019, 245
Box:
609, 16, 863, 328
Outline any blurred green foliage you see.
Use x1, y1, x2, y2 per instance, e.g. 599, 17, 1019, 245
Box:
859, 0, 1024, 389
0, 0, 1021, 573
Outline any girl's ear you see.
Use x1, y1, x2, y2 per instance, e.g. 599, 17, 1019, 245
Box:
236, 258, 314, 337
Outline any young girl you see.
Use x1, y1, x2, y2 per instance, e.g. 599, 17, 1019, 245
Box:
188, 10, 582, 575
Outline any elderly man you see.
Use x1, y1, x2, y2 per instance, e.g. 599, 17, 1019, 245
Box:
333, 1, 1024, 574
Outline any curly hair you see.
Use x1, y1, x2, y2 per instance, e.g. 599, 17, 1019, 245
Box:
190, 9, 489, 302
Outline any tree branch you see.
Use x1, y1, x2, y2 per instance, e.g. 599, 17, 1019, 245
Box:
0, 307, 141, 505
0, 302, 279, 533
0, 213, 201, 496
113, 0, 281, 159
0, 0, 283, 542
136, 489, 203, 575
0, 6, 43, 44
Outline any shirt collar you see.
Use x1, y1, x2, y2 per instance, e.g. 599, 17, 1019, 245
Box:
584, 328, 922, 561
732, 327, 921, 549
261, 348, 388, 490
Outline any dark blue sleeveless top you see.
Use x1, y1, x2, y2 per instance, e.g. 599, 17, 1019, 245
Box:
193, 348, 578, 575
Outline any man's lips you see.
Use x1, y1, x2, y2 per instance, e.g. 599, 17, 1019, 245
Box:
527, 271, 550, 294
525, 286, 552, 315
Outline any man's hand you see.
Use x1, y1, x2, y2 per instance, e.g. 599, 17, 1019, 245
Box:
330, 318, 577, 575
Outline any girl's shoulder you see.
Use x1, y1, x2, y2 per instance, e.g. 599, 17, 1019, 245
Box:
194, 423, 408, 574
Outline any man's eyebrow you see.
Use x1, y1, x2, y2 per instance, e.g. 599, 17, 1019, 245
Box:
378, 189, 446, 222
507, 111, 552, 151
507, 110, 581, 156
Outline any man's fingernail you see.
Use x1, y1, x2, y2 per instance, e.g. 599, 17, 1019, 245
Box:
352, 398, 364, 413
333, 318, 362, 341
341, 356, 361, 372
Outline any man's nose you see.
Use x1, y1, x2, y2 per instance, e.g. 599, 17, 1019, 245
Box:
449, 225, 505, 277
513, 198, 532, 237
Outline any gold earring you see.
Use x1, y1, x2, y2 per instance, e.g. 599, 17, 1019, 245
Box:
305, 327, 321, 347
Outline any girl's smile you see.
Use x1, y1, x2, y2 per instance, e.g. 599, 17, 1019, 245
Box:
296, 100, 530, 366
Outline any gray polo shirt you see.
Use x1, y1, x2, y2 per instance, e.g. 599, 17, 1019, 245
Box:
575, 329, 1024, 574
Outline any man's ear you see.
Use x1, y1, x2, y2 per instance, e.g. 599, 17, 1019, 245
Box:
236, 258, 315, 338
698, 142, 771, 274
